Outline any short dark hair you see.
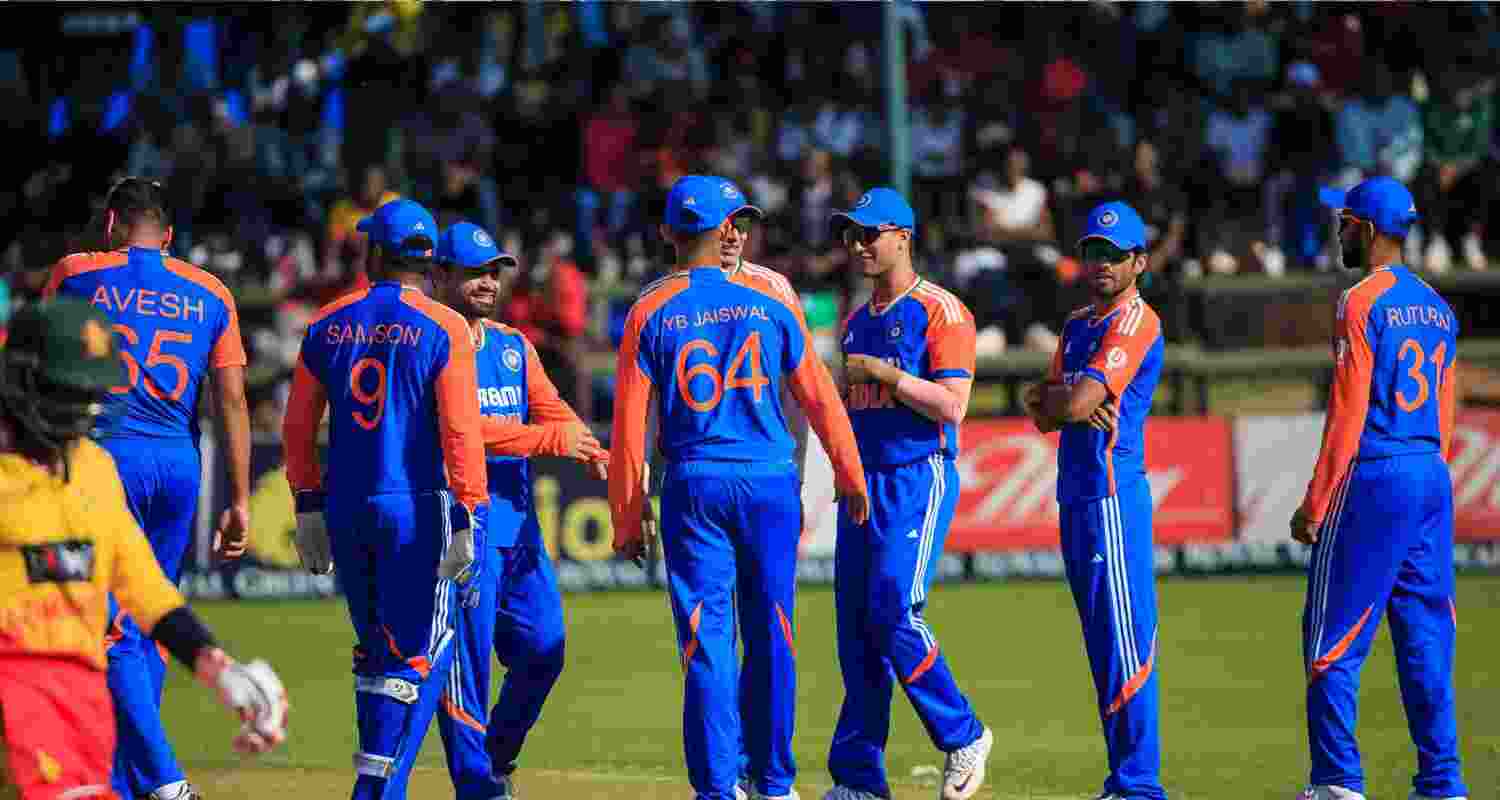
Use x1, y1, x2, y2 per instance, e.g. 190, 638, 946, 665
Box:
105, 177, 170, 229
375, 235, 436, 273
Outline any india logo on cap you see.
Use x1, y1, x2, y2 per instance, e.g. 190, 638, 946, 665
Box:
721, 183, 740, 199
81, 318, 112, 358
1098, 210, 1119, 227
473, 229, 493, 247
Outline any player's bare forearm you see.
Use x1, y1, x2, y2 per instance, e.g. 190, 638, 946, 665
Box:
1041, 378, 1108, 425
213, 365, 252, 507
846, 354, 968, 424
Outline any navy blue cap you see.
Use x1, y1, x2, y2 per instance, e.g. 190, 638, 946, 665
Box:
357, 198, 437, 259
1318, 176, 1418, 238
831, 187, 916, 231
1077, 201, 1148, 251
664, 175, 763, 235
437, 222, 518, 270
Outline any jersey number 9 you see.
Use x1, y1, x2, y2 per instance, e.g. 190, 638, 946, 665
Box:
674, 333, 769, 413
1395, 338, 1450, 413
350, 357, 387, 429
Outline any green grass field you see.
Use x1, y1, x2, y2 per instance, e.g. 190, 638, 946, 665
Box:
164, 576, 1500, 799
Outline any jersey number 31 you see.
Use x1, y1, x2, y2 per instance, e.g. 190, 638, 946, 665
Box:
675, 333, 769, 412
1395, 338, 1450, 413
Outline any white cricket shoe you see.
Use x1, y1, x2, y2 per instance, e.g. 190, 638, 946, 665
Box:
940, 727, 993, 800
1295, 786, 1365, 800
1462, 232, 1488, 270
146, 782, 202, 800
822, 787, 884, 800
736, 780, 750, 800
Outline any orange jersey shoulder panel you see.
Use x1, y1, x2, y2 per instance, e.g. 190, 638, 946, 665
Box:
159, 256, 247, 368
43, 251, 128, 298
1087, 296, 1162, 397
913, 280, 976, 377
399, 290, 488, 511
609, 276, 692, 547
1301, 270, 1397, 522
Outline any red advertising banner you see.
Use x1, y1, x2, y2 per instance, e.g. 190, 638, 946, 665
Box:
948, 418, 1236, 551
1452, 409, 1500, 542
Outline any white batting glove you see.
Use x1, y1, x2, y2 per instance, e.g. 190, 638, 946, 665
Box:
293, 491, 333, 575
196, 649, 288, 755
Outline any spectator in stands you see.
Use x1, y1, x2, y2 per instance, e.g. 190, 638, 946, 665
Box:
1202, 78, 1274, 273
1127, 140, 1188, 276
911, 96, 966, 234
500, 231, 590, 408
1265, 61, 1337, 271
1335, 63, 1423, 186
791, 148, 841, 253
579, 81, 641, 243
970, 145, 1063, 352
319, 163, 398, 296
624, 12, 710, 104
1189, 1, 1280, 102
1418, 69, 1494, 272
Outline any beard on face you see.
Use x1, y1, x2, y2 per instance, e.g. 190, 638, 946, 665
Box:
1339, 227, 1369, 272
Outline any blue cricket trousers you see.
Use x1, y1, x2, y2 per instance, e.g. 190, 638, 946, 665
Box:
438, 534, 567, 798
1059, 476, 1166, 800
829, 455, 983, 799
102, 438, 199, 799
661, 460, 802, 800
328, 489, 460, 800
1303, 453, 1467, 798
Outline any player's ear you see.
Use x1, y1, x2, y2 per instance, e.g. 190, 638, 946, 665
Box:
162, 225, 173, 253
104, 210, 116, 247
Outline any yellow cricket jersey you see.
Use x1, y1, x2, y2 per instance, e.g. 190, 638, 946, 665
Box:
0, 439, 186, 671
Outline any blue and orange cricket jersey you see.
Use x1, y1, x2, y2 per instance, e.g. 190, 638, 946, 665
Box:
1050, 292, 1165, 503
474, 319, 599, 547
840, 277, 976, 468
609, 267, 865, 545
282, 281, 487, 512
1300, 265, 1458, 524
44, 248, 246, 438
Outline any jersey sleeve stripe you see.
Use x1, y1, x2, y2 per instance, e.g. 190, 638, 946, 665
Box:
914, 283, 960, 324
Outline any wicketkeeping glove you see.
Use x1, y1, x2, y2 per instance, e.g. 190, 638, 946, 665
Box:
293, 490, 332, 575
196, 649, 288, 755
438, 500, 488, 596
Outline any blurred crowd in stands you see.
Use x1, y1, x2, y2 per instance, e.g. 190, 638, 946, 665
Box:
2, 1, 1498, 427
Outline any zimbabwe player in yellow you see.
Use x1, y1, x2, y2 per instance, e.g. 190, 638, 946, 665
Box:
0, 299, 287, 800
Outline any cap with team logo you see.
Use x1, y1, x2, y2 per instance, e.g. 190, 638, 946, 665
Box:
1077, 201, 1148, 251
3, 298, 125, 391
664, 175, 763, 235
831, 187, 916, 231
1318, 176, 1418, 238
437, 222, 519, 270
357, 198, 438, 259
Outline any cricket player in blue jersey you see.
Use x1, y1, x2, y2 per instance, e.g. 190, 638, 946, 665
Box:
1290, 178, 1467, 800
282, 198, 490, 800
431, 221, 609, 799
828, 188, 992, 800
1025, 201, 1167, 800
45, 177, 253, 800
610, 175, 869, 800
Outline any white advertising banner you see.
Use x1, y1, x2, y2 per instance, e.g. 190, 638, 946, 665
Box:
1234, 414, 1324, 544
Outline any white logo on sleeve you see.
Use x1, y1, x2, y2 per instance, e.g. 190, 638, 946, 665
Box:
907, 530, 919, 539
1105, 346, 1127, 370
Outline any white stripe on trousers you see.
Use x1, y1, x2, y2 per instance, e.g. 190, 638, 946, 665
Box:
1102, 496, 1139, 675
910, 454, 944, 607
1308, 471, 1354, 663
431, 490, 455, 663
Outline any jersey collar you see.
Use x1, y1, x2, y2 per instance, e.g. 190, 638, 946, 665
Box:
870, 274, 922, 317
1090, 288, 1140, 323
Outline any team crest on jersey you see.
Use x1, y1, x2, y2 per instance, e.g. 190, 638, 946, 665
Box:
22, 540, 95, 584
889, 325, 902, 340
502, 347, 523, 372
473, 229, 493, 247
1097, 210, 1119, 227
1105, 346, 1127, 369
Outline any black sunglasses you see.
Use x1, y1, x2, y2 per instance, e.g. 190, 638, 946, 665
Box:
730, 214, 757, 234
1079, 238, 1132, 265
841, 224, 899, 248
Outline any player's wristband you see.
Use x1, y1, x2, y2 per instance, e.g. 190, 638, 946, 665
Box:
294, 490, 326, 514
151, 605, 218, 671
